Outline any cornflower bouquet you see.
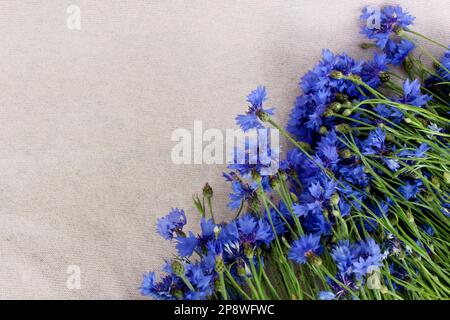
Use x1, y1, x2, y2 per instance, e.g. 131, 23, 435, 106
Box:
140, 5, 450, 300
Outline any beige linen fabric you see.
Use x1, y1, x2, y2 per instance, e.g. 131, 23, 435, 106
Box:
0, 0, 448, 299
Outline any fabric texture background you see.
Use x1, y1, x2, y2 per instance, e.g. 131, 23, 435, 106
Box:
0, 0, 448, 299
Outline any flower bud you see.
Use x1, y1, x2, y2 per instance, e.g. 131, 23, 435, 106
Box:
404, 117, 412, 124
269, 176, 280, 189
342, 109, 353, 117
360, 42, 375, 49
380, 72, 390, 83
244, 246, 254, 260
335, 93, 349, 103
215, 255, 225, 273
430, 176, 441, 190
444, 172, 450, 185
173, 289, 184, 299
349, 74, 362, 82
202, 183, 213, 199
330, 102, 341, 111
402, 58, 413, 73
332, 209, 341, 218
290, 192, 299, 203
171, 260, 185, 277
323, 108, 334, 117
237, 264, 247, 277
330, 193, 340, 206
342, 101, 352, 109
319, 126, 328, 135
339, 149, 352, 159
330, 71, 343, 79
308, 254, 322, 267
335, 123, 352, 134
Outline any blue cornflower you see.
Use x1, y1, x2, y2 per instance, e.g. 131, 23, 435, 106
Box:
288, 234, 323, 264
228, 128, 280, 177
220, 214, 274, 264
265, 207, 288, 235
398, 142, 429, 158
352, 238, 383, 279
185, 263, 214, 296
362, 128, 386, 155
201, 217, 215, 237
362, 128, 400, 171
287, 50, 364, 142
331, 240, 357, 275
384, 39, 415, 65
383, 158, 400, 171
422, 224, 435, 237
227, 180, 256, 211
360, 5, 415, 49
156, 208, 187, 240
140, 272, 175, 300
296, 179, 337, 217
176, 231, 198, 257
236, 86, 275, 131
361, 53, 389, 87
316, 131, 340, 169
373, 104, 404, 124
399, 180, 422, 200
399, 79, 431, 107
338, 165, 369, 187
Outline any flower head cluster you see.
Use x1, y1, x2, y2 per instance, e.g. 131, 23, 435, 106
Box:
236, 86, 275, 131
143, 211, 276, 299
143, 5, 449, 300
360, 5, 415, 64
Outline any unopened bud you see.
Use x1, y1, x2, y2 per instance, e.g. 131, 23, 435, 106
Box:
330, 193, 340, 206
203, 183, 213, 198
380, 72, 390, 83
342, 109, 353, 117
171, 260, 185, 277
360, 42, 375, 49
319, 126, 328, 135
309, 254, 322, 267
349, 74, 362, 82
330, 70, 343, 79
330, 102, 341, 111
335, 93, 349, 103
443, 172, 450, 185
290, 192, 299, 203
335, 123, 352, 134
339, 149, 352, 159
215, 256, 225, 273
323, 108, 334, 117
